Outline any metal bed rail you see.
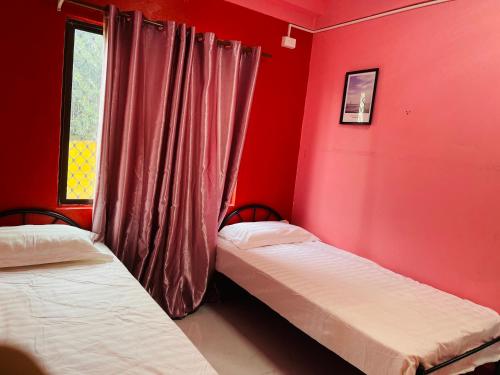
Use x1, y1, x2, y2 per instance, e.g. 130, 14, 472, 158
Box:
0, 208, 80, 227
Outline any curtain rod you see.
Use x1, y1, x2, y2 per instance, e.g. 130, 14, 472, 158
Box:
58, 0, 272, 58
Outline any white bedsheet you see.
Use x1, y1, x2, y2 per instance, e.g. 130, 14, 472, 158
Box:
216, 238, 500, 375
0, 243, 216, 375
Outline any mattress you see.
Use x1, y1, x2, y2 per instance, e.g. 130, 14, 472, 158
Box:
216, 238, 500, 375
0, 243, 216, 375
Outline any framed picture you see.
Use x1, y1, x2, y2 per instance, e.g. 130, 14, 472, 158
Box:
340, 68, 379, 125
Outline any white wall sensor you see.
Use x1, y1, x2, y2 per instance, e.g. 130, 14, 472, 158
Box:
281, 36, 297, 49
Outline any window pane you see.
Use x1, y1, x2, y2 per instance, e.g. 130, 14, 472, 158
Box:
66, 29, 103, 200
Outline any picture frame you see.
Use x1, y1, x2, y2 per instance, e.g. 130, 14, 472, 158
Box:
340, 68, 379, 125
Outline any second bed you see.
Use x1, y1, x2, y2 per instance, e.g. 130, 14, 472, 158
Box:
216, 205, 500, 375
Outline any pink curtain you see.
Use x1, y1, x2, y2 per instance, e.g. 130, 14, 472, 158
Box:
93, 6, 260, 318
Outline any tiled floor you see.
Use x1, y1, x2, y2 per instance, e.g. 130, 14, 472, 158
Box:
176, 292, 496, 375
175, 294, 363, 375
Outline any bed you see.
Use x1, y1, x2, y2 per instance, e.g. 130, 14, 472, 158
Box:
0, 208, 216, 375
216, 204, 500, 375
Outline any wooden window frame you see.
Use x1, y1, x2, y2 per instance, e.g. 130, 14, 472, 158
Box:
58, 19, 103, 205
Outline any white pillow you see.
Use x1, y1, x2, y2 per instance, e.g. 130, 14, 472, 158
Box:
0, 225, 112, 268
219, 221, 318, 249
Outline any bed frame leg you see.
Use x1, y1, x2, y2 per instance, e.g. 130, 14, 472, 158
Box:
416, 365, 426, 375
203, 277, 222, 304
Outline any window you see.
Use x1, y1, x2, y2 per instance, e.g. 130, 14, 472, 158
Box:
59, 20, 104, 204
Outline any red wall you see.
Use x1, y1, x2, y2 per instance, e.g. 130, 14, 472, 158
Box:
317, 0, 428, 28
292, 0, 500, 312
225, 0, 321, 29
0, 0, 312, 228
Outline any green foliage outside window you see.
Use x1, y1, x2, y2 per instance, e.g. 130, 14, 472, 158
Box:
69, 29, 103, 141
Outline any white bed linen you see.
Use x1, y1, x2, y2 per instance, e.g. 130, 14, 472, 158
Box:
219, 221, 318, 249
216, 238, 500, 375
0, 243, 216, 375
0, 225, 111, 268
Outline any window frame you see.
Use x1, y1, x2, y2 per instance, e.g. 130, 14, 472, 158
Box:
58, 19, 103, 205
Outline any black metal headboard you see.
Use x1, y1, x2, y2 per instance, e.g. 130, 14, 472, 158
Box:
219, 204, 282, 230
0, 208, 80, 228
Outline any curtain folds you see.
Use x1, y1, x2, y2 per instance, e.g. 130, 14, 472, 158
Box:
92, 5, 261, 318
